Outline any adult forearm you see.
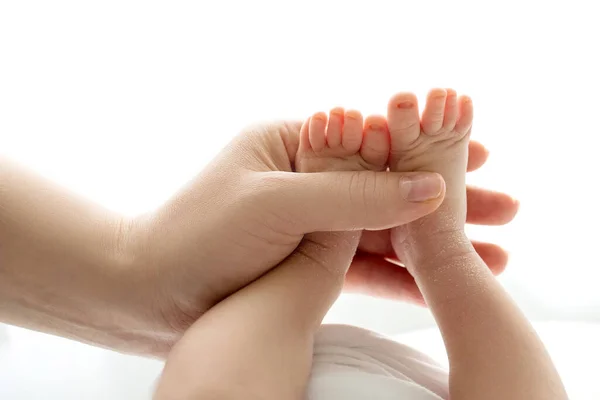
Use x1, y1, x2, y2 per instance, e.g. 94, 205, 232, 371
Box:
0, 158, 163, 355
405, 231, 567, 400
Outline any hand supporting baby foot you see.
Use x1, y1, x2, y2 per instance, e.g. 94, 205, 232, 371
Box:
156, 108, 449, 400
295, 107, 444, 283
346, 130, 518, 304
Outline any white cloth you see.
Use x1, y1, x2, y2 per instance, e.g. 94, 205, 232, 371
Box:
308, 325, 448, 400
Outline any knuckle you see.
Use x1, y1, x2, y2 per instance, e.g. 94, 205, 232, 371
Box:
348, 170, 393, 214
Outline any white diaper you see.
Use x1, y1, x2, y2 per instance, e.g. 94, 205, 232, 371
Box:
308, 324, 448, 400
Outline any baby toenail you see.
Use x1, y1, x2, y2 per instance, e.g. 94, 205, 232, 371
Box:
345, 110, 361, 120
396, 101, 414, 109
369, 123, 383, 130
313, 113, 327, 122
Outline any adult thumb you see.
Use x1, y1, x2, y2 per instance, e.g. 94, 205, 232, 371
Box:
257, 170, 446, 234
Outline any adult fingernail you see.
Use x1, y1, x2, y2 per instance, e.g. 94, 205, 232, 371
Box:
400, 174, 445, 202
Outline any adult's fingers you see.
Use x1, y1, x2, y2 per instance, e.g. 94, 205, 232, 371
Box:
467, 140, 489, 172
466, 186, 520, 225
258, 170, 446, 234
356, 234, 509, 275
344, 243, 509, 306
357, 229, 394, 256
468, 140, 520, 225
369, 240, 509, 275
344, 254, 425, 306
356, 187, 518, 255
471, 240, 509, 275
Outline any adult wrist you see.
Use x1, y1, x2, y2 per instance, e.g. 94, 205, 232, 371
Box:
0, 158, 179, 357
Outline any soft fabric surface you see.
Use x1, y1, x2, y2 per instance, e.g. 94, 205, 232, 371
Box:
308, 324, 447, 399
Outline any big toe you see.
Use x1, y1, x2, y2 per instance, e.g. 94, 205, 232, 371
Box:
360, 115, 390, 168
387, 92, 421, 166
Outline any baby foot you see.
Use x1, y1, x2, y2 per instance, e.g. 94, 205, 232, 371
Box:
295, 108, 391, 276
387, 89, 473, 260
296, 108, 390, 173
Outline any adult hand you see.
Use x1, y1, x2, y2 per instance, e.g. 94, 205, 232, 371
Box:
130, 121, 443, 349
0, 120, 516, 358
128, 121, 517, 353
347, 140, 519, 303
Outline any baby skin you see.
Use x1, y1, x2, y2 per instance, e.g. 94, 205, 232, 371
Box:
293, 109, 393, 279
292, 89, 565, 399
156, 90, 566, 400
385, 90, 566, 399
295, 90, 472, 273
155, 104, 446, 400
387, 89, 472, 261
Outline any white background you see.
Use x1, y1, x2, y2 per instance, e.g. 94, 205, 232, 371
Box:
1, 0, 599, 398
